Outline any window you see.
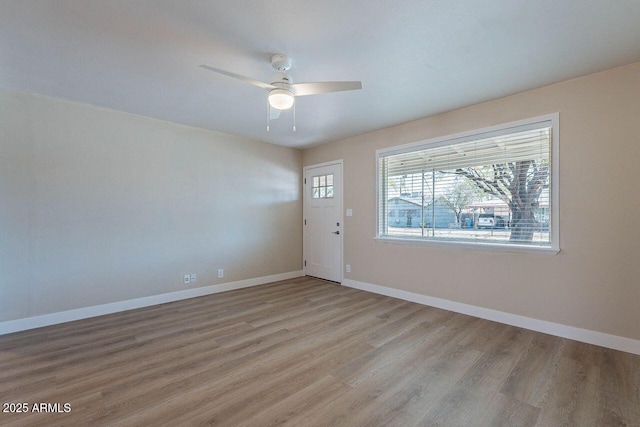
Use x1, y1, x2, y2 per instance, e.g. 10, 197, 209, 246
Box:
312, 174, 334, 198
377, 114, 559, 252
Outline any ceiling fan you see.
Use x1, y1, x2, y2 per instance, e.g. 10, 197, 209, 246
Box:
199, 54, 362, 130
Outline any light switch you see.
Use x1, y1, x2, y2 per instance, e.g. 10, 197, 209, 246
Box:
346, 209, 353, 217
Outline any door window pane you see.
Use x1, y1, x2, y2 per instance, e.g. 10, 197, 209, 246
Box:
311, 173, 335, 199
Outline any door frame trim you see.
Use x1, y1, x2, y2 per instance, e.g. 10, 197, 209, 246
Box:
303, 159, 344, 284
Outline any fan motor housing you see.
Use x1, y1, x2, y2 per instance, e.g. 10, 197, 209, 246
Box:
270, 71, 293, 86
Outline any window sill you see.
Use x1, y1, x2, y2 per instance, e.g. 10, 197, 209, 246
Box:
374, 236, 560, 255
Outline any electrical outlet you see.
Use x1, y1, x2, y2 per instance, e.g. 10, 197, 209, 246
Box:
346, 264, 351, 273
190, 274, 197, 283
218, 269, 224, 278
183, 274, 191, 285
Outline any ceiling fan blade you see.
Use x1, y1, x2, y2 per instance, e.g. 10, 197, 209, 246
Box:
270, 108, 281, 120
199, 65, 275, 90
291, 81, 362, 96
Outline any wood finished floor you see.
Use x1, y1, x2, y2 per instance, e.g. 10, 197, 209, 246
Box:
1, 277, 639, 426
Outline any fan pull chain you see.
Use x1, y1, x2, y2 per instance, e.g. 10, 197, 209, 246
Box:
266, 100, 270, 132
293, 101, 296, 132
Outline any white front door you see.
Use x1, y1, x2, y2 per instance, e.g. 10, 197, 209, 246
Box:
304, 161, 342, 283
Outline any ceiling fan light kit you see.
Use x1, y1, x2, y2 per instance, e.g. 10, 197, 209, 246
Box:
268, 88, 294, 110
199, 54, 362, 131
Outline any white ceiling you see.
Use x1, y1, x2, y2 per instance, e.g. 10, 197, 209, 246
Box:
1, 1, 640, 148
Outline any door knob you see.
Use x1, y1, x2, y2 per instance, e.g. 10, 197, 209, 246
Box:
332, 231, 340, 235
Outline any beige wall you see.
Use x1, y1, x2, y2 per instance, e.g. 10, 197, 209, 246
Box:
303, 62, 640, 341
0, 87, 302, 322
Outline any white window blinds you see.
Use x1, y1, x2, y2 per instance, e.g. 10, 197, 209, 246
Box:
377, 117, 557, 249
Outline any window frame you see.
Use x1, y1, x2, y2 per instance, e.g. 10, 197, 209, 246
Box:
375, 113, 560, 254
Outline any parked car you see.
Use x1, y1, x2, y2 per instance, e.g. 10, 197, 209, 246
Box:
477, 214, 507, 229
477, 214, 495, 229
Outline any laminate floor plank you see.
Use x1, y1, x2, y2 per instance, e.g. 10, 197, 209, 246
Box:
1, 277, 639, 426
318, 317, 486, 426
96, 329, 297, 414
215, 295, 383, 348
353, 345, 485, 427
534, 355, 603, 426
597, 349, 640, 424
365, 303, 451, 348
98, 298, 387, 424
454, 325, 536, 392
477, 392, 541, 427
153, 342, 374, 427
500, 333, 566, 406
107, 320, 379, 425
238, 375, 352, 427
332, 320, 444, 388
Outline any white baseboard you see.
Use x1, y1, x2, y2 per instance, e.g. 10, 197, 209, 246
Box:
343, 278, 640, 356
0, 270, 304, 336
